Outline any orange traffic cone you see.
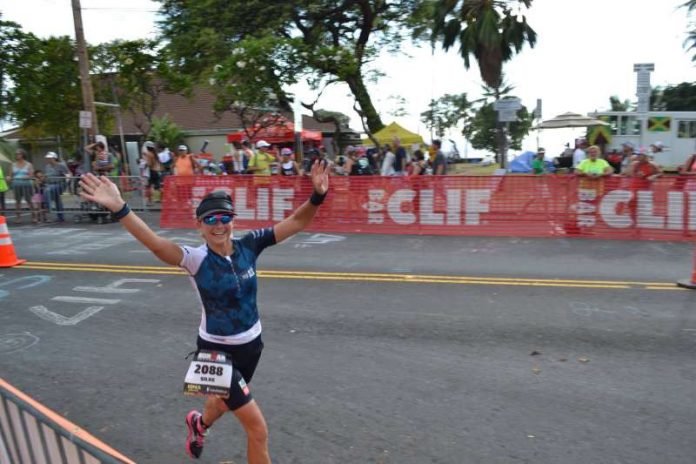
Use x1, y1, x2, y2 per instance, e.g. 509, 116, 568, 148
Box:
677, 243, 696, 290
0, 215, 26, 267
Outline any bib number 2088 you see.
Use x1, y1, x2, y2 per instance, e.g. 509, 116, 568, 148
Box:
184, 351, 233, 398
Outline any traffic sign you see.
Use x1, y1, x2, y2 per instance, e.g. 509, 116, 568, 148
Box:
79, 111, 92, 129
494, 98, 522, 111
633, 63, 655, 72
497, 109, 518, 122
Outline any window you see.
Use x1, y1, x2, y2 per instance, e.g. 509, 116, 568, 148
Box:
677, 120, 696, 138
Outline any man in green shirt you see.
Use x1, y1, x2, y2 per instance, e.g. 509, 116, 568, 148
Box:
531, 148, 546, 174
247, 140, 276, 176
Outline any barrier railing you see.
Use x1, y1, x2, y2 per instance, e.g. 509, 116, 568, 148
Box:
160, 174, 696, 241
0, 377, 134, 464
0, 176, 147, 224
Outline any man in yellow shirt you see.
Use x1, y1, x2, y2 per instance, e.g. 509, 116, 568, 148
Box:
575, 145, 613, 177
247, 140, 276, 176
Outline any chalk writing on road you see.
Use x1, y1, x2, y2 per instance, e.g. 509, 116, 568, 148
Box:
74, 278, 161, 294
30, 306, 105, 326
0, 274, 52, 300
30, 278, 161, 326
0, 332, 39, 355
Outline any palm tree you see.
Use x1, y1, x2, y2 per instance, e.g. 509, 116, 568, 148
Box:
683, 0, 696, 62
432, 1, 536, 167
432, 0, 537, 90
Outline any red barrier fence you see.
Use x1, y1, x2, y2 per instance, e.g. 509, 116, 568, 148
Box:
160, 175, 696, 241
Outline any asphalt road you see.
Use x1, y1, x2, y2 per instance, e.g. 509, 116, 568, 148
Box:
1, 215, 695, 464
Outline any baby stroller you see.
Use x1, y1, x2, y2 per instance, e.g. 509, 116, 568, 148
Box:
74, 181, 112, 224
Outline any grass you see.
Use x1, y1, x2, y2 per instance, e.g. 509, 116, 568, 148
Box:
448, 162, 501, 175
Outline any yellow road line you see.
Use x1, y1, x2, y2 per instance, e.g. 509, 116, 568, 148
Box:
23, 261, 672, 286
15, 261, 682, 290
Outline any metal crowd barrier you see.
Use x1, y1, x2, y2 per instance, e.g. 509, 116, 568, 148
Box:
0, 377, 134, 464
0, 176, 148, 224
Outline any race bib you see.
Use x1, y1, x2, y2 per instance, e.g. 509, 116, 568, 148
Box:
183, 351, 233, 398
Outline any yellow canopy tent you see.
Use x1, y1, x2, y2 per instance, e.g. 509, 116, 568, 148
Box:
362, 122, 425, 146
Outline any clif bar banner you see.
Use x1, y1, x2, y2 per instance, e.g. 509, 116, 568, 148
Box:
160, 175, 696, 241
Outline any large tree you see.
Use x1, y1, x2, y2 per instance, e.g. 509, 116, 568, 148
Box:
652, 82, 696, 110
156, 0, 428, 134
3, 31, 83, 149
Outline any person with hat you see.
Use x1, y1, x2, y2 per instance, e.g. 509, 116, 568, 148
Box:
44, 151, 69, 222
174, 145, 198, 176
247, 140, 276, 176
77, 159, 330, 462
278, 148, 299, 176
531, 148, 547, 174
629, 147, 662, 183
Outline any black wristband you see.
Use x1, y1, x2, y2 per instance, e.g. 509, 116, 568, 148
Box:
310, 191, 327, 206
112, 203, 131, 220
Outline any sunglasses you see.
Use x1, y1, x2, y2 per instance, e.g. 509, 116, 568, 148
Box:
202, 214, 234, 226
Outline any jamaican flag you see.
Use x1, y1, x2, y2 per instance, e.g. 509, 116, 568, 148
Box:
648, 116, 671, 132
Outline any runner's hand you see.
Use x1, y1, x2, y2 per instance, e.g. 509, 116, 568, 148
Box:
79, 173, 125, 212
311, 159, 329, 195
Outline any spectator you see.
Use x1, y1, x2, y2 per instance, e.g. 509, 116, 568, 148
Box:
279, 148, 300, 175
392, 137, 407, 175
575, 145, 612, 178
350, 148, 374, 175
9, 148, 35, 224
44, 151, 69, 222
619, 141, 635, 175
649, 141, 665, 161
143, 144, 162, 205
572, 139, 587, 172
31, 170, 47, 223
0, 160, 8, 213
87, 142, 114, 175
532, 148, 547, 174
606, 149, 623, 174
174, 145, 197, 176
157, 142, 173, 175
410, 150, 428, 176
629, 148, 662, 182
247, 140, 276, 176
679, 153, 696, 176
431, 140, 448, 175
240, 141, 254, 173
380, 144, 396, 176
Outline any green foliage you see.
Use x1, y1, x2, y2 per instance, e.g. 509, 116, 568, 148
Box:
652, 82, 696, 110
420, 93, 478, 138
90, 39, 173, 135
432, 0, 537, 89
2, 29, 82, 148
156, 0, 429, 133
464, 100, 534, 155
609, 95, 632, 111
683, 0, 696, 62
147, 115, 184, 149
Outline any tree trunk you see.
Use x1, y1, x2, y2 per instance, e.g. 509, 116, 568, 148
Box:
345, 74, 384, 134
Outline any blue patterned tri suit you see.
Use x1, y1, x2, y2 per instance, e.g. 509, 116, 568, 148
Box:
179, 227, 276, 410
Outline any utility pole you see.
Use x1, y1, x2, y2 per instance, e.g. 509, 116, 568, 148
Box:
71, 0, 98, 138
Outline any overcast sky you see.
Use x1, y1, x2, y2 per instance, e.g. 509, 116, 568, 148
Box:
1, 0, 694, 155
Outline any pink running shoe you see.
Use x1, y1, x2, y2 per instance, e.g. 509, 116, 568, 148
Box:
185, 410, 208, 459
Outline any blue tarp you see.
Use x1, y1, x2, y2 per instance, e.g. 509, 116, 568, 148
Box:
508, 151, 556, 173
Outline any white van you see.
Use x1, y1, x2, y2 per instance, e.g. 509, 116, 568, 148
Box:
589, 111, 696, 171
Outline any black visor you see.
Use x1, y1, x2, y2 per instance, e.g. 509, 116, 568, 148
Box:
196, 191, 236, 219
